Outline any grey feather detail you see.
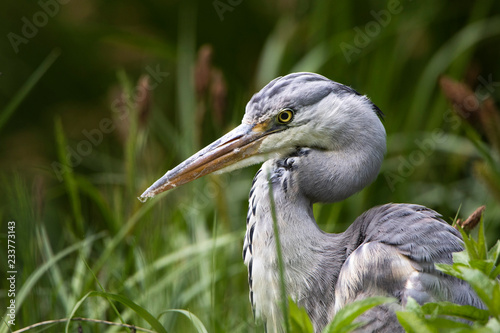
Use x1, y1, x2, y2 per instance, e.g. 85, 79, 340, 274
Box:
336, 205, 484, 329
244, 170, 263, 321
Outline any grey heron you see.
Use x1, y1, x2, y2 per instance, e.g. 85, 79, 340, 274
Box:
140, 72, 484, 332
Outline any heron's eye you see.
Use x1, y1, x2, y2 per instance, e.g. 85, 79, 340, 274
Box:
277, 109, 294, 124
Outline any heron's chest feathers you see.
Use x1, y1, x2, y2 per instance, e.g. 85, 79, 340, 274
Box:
243, 159, 337, 323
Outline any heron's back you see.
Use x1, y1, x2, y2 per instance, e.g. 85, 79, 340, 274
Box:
333, 204, 485, 332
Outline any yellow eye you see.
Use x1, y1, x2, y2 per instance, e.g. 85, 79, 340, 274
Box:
277, 109, 294, 124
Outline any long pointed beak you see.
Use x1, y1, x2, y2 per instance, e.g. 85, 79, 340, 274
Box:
140, 122, 274, 199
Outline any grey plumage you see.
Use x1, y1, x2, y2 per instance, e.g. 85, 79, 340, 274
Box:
243, 160, 482, 332
140, 72, 484, 333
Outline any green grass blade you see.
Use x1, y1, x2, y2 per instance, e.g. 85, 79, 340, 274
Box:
38, 226, 72, 313
488, 240, 500, 264
160, 309, 208, 333
491, 264, 500, 281
81, 255, 128, 326
0, 232, 105, 333
323, 296, 395, 333
477, 218, 488, 260
98, 27, 176, 61
176, 1, 196, 155
66, 291, 168, 333
421, 302, 490, 323
123, 232, 237, 289
456, 225, 479, 260
210, 213, 218, 332
396, 311, 436, 333
54, 116, 84, 234
459, 267, 498, 314
0, 49, 60, 132
116, 70, 140, 196
447, 0, 496, 76
489, 240, 500, 278
111, 234, 239, 329
16, 232, 104, 307
75, 174, 117, 232
289, 299, 314, 333
91, 191, 167, 277
486, 318, 500, 331
406, 16, 500, 130
65, 291, 92, 333
256, 17, 296, 87
118, 261, 234, 327
71, 246, 92, 311
268, 178, 290, 333
290, 30, 352, 74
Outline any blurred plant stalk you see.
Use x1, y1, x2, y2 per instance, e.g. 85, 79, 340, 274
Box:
194, 44, 227, 147
112, 72, 153, 199
440, 75, 500, 203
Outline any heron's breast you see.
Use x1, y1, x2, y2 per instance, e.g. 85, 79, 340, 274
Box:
244, 204, 281, 312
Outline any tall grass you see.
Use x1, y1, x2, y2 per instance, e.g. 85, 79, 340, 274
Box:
1, 1, 500, 332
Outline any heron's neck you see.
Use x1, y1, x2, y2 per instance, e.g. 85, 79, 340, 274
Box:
244, 139, 384, 330
297, 142, 384, 204
244, 160, 350, 331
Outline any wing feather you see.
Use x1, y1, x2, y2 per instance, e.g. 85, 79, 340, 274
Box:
333, 204, 484, 332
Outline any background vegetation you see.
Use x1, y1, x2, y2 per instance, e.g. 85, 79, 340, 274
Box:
1, 0, 500, 332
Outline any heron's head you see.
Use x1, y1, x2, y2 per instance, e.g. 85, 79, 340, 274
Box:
140, 72, 386, 199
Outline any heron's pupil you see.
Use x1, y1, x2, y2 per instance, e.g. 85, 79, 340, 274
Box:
279, 110, 293, 123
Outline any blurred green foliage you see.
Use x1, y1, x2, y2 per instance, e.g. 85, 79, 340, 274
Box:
1, 0, 500, 331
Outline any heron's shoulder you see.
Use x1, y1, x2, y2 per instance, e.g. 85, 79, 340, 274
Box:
347, 203, 463, 260
353, 203, 451, 233
335, 203, 484, 313
357, 203, 443, 223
